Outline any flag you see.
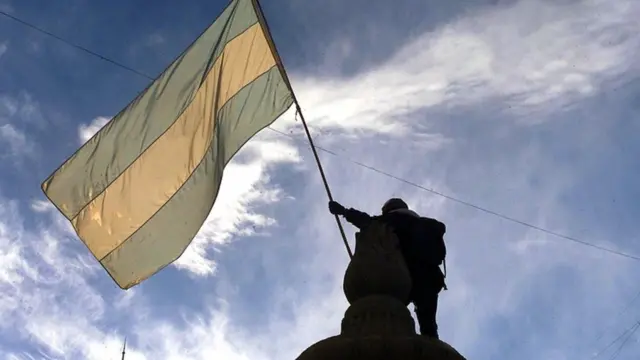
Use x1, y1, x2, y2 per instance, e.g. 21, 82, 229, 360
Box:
41, 0, 294, 289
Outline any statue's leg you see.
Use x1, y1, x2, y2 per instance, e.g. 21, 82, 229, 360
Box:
413, 288, 440, 339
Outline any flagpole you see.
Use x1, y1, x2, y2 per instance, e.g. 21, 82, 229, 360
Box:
251, 0, 353, 258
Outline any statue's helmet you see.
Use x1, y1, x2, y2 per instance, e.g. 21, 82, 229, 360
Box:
381, 198, 408, 214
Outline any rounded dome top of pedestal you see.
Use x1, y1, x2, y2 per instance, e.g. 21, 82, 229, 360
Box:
343, 221, 412, 305
297, 221, 466, 360
296, 335, 467, 360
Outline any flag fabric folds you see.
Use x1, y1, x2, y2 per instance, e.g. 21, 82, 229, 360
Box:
41, 0, 294, 289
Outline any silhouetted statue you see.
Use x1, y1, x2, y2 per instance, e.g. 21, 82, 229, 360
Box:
328, 198, 447, 339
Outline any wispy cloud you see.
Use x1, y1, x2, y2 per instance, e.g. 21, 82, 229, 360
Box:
0, 42, 7, 59
283, 0, 639, 136
0, 94, 40, 166
0, 124, 32, 159
0, 191, 345, 359
173, 135, 303, 276
0, 92, 46, 134
146, 33, 165, 47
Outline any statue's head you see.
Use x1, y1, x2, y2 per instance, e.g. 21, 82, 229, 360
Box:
381, 198, 408, 214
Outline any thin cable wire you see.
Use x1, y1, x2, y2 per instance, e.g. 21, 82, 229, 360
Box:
3, 8, 640, 263
0, 10, 154, 80
267, 127, 640, 262
590, 321, 639, 359
593, 288, 640, 344
607, 322, 639, 360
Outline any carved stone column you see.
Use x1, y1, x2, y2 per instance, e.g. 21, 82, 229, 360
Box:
296, 221, 466, 360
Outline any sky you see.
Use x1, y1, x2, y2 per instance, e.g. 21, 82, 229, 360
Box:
1, 0, 640, 359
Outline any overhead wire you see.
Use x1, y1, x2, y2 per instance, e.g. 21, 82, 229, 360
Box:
607, 322, 639, 360
593, 288, 640, 344
2, 9, 640, 263
269, 126, 640, 262
0, 10, 153, 80
590, 321, 639, 359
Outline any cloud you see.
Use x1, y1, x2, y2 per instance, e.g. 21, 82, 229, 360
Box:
0, 94, 45, 163
282, 0, 638, 135
0, 195, 141, 359
0, 93, 45, 129
174, 134, 303, 276
0, 200, 33, 287
0, 42, 7, 59
30, 199, 52, 213
0, 124, 32, 159
0, 95, 18, 120
146, 33, 165, 47
0, 191, 343, 359
78, 116, 111, 144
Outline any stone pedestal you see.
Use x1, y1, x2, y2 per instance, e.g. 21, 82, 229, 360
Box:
297, 221, 466, 360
